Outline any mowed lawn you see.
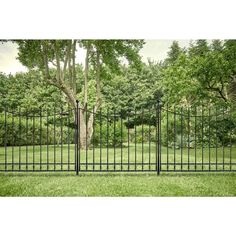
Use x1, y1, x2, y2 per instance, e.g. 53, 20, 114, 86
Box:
0, 172, 236, 196
0, 144, 236, 196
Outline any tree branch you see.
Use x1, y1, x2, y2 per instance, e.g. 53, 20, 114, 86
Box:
72, 40, 76, 93
68, 42, 72, 87
206, 83, 228, 102
84, 44, 90, 107
63, 40, 72, 80
42, 41, 51, 79
95, 48, 102, 107
54, 42, 61, 82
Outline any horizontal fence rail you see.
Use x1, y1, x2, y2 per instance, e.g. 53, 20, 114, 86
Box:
0, 100, 235, 174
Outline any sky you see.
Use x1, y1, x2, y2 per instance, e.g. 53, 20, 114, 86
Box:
0, 40, 191, 75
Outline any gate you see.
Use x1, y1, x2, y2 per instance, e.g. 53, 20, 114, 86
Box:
0, 100, 235, 174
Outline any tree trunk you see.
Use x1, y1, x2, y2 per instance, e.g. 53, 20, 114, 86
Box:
78, 108, 87, 149
72, 40, 77, 93
84, 46, 90, 107
86, 103, 100, 146
78, 48, 102, 148
58, 83, 88, 149
43, 42, 102, 150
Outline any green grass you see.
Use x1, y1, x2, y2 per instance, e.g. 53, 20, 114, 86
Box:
0, 172, 235, 196
0, 143, 235, 171
0, 143, 236, 196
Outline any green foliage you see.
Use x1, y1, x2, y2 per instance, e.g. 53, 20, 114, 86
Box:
161, 115, 182, 146
161, 53, 201, 105
165, 40, 185, 65
161, 39, 236, 107
2, 39, 236, 148
81, 40, 145, 73
129, 125, 156, 143
160, 107, 236, 148
0, 71, 65, 113
102, 62, 161, 113
92, 120, 128, 146
78, 79, 96, 110
0, 113, 74, 146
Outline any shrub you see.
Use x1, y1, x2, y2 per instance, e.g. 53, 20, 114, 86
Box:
92, 120, 127, 146
0, 113, 74, 146
129, 125, 156, 143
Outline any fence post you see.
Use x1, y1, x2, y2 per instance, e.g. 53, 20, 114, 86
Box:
157, 98, 161, 175
159, 98, 162, 175
76, 100, 79, 175
156, 98, 161, 175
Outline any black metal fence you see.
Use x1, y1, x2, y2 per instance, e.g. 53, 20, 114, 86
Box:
0, 100, 235, 174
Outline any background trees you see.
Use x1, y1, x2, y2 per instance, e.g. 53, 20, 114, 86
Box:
12, 40, 144, 148
161, 39, 236, 108
3, 39, 236, 113
1, 39, 236, 147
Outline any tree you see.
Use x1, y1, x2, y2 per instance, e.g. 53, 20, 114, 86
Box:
161, 52, 203, 107
14, 40, 144, 148
188, 39, 209, 57
0, 70, 64, 112
223, 40, 236, 103
189, 40, 232, 104
164, 41, 184, 65
161, 40, 236, 107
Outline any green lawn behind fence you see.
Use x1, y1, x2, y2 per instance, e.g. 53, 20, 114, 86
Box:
0, 143, 235, 171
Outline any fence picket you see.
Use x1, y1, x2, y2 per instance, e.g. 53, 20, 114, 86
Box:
0, 101, 235, 174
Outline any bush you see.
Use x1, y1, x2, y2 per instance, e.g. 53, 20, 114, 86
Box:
0, 113, 74, 146
92, 120, 127, 146
160, 112, 236, 148
129, 125, 156, 143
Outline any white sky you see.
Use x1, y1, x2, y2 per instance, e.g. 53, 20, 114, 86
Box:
0, 40, 191, 75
